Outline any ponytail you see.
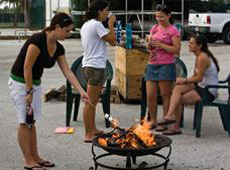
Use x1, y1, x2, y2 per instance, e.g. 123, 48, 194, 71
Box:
207, 50, 220, 72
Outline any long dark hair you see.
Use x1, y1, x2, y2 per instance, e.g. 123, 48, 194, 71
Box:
43, 12, 73, 32
85, 0, 109, 20
191, 33, 220, 72
155, 4, 174, 24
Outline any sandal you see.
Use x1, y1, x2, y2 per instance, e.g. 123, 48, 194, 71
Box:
37, 161, 55, 168
162, 128, 182, 136
157, 118, 176, 126
24, 165, 45, 170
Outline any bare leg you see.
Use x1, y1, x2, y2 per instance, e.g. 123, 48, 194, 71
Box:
146, 81, 158, 125
173, 104, 183, 130
18, 124, 40, 167
169, 90, 201, 133
166, 84, 195, 118
30, 124, 40, 161
83, 84, 103, 141
158, 81, 173, 117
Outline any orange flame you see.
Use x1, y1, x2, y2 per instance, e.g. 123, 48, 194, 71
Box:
98, 138, 107, 146
132, 124, 156, 146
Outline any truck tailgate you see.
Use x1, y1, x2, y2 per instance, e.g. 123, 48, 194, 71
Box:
189, 13, 210, 27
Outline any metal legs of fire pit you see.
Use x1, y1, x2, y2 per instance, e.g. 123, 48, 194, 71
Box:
89, 144, 172, 170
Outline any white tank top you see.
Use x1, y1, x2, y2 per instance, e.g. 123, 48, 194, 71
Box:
198, 59, 219, 97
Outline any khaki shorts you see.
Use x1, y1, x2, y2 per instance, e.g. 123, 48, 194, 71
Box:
83, 67, 106, 86
8, 78, 42, 124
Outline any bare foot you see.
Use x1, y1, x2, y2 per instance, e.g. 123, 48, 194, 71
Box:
84, 132, 94, 143
164, 115, 175, 120
92, 129, 104, 135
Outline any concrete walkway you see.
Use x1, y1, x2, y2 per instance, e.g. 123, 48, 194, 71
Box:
0, 38, 230, 170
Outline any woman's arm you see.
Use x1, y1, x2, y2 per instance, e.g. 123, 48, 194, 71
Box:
102, 16, 116, 46
24, 44, 40, 104
57, 55, 88, 102
145, 34, 153, 50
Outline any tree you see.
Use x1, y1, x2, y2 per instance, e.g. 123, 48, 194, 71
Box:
0, 0, 22, 27
22, 0, 32, 28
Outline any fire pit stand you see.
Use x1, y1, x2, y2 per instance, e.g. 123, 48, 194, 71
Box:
89, 134, 172, 170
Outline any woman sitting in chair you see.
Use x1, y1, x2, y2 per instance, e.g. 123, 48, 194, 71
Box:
158, 33, 220, 135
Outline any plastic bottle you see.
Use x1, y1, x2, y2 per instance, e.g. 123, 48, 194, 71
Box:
116, 20, 122, 45
126, 23, 132, 49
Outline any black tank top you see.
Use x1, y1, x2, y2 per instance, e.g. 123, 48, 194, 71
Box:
11, 31, 65, 80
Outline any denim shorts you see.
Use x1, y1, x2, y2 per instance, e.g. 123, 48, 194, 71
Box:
83, 67, 107, 86
145, 63, 176, 81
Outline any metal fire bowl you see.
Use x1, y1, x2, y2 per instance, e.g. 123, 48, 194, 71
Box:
92, 134, 172, 157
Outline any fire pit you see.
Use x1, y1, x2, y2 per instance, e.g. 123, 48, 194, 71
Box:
89, 132, 172, 170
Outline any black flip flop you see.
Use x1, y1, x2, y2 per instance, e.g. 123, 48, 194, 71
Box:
84, 140, 92, 143
157, 119, 176, 126
24, 165, 45, 170
162, 129, 182, 135
38, 161, 55, 168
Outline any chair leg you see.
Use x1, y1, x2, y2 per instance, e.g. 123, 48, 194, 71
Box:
73, 95, 81, 121
66, 95, 74, 127
140, 77, 147, 121
194, 102, 204, 138
219, 105, 230, 136
218, 105, 227, 130
193, 103, 199, 130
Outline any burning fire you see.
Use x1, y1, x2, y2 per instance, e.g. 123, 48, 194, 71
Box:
98, 119, 156, 149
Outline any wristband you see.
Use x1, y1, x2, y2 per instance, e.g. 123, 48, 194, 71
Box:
26, 87, 33, 95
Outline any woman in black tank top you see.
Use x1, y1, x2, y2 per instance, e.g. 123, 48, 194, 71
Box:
9, 12, 88, 170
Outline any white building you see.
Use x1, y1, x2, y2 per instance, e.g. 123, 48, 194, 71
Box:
45, 0, 71, 27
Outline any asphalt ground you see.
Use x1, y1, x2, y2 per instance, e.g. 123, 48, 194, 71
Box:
0, 37, 230, 170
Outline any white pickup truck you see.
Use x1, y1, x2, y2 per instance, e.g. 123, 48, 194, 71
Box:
188, 13, 230, 44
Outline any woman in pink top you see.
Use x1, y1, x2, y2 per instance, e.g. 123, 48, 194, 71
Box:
145, 4, 181, 131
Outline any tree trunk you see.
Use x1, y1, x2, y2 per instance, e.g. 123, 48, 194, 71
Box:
24, 0, 32, 28
13, 2, 18, 27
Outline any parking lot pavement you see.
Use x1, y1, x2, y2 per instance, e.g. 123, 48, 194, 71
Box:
0, 39, 230, 170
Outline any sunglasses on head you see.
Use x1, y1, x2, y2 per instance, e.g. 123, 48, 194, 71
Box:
156, 4, 167, 10
63, 18, 70, 22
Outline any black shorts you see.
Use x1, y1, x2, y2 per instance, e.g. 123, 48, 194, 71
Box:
195, 85, 215, 102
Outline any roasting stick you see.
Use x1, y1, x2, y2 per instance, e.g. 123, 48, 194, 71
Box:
88, 99, 96, 109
